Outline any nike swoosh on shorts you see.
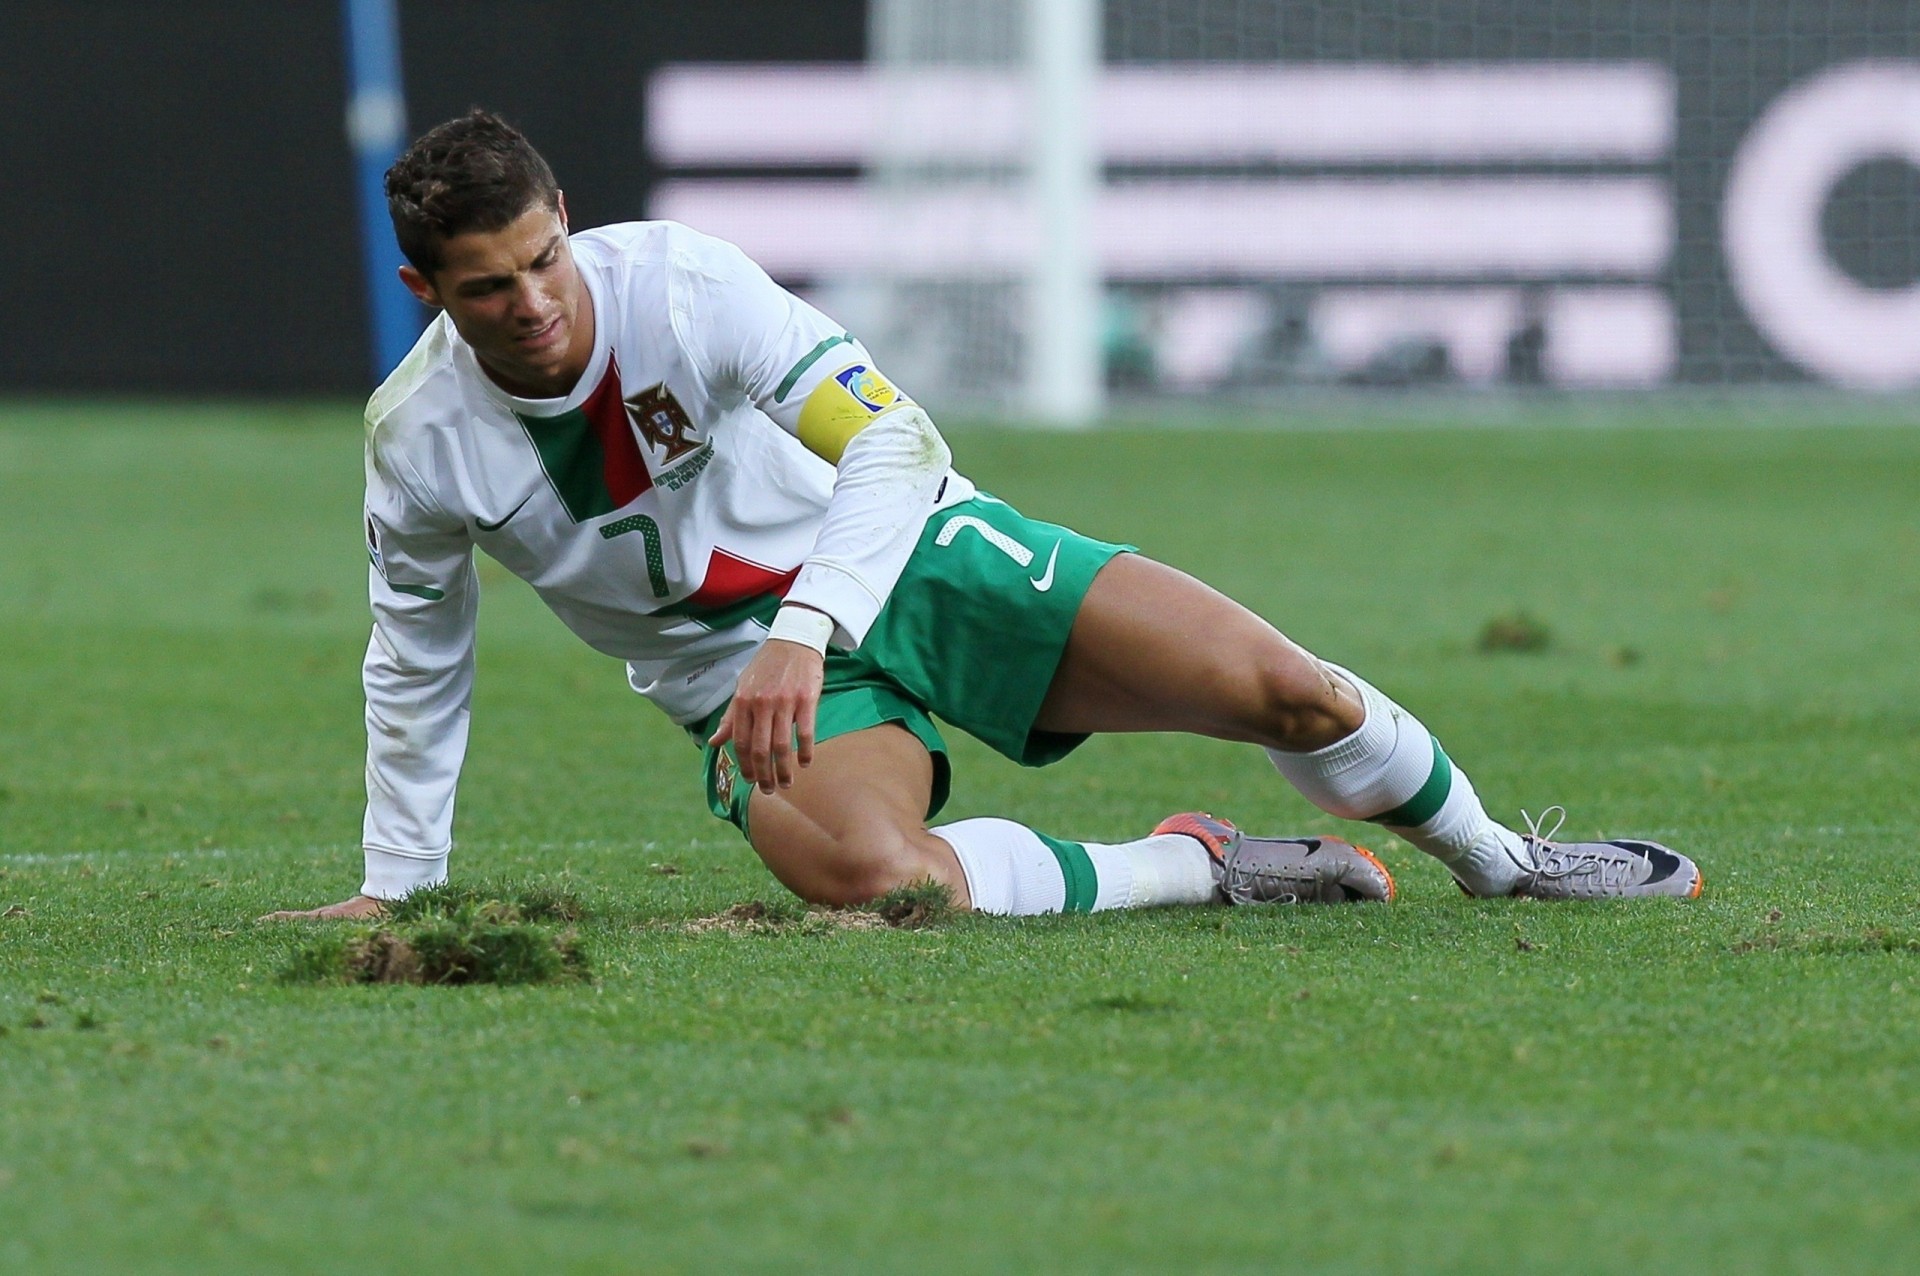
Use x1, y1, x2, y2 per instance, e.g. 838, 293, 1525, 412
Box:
1031, 543, 1059, 591
474, 494, 534, 532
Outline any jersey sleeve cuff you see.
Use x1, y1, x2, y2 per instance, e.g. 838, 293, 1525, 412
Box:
361, 845, 450, 900
784, 563, 882, 649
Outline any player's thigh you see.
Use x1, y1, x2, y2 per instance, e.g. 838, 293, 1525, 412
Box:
746, 722, 963, 905
1032, 553, 1353, 744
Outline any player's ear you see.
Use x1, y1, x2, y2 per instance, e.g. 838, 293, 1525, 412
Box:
398, 264, 441, 309
556, 190, 569, 233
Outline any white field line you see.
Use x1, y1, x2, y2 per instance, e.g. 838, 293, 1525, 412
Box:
0, 825, 1887, 869
0, 838, 737, 866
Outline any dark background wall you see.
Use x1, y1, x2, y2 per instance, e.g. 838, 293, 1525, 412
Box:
2, 1, 1914, 394
0, 0, 865, 395
1104, 0, 1920, 388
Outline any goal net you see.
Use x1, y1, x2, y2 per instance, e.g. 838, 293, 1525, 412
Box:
648, 0, 1920, 420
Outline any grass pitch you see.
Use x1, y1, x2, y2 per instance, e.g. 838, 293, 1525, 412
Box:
3, 400, 1919, 1273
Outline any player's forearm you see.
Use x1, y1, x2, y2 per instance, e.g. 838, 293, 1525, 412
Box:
784, 404, 951, 646
361, 700, 468, 897
359, 617, 476, 898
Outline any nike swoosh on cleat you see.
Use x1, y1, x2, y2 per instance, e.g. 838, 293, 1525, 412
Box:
474, 494, 534, 532
1611, 840, 1682, 884
1030, 543, 1059, 591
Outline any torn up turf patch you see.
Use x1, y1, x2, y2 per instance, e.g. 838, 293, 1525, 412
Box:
384, 879, 585, 925
686, 882, 953, 935
1732, 928, 1920, 956
685, 900, 871, 935
863, 880, 953, 929
1476, 611, 1552, 653
280, 899, 589, 986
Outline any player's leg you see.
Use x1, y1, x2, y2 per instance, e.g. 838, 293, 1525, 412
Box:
764, 495, 1386, 908
1033, 553, 1363, 746
742, 722, 1237, 914
1034, 554, 1702, 898
744, 723, 963, 905
1032, 553, 1522, 894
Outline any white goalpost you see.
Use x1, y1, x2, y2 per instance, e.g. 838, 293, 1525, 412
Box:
866, 0, 1104, 426
1024, 0, 1104, 426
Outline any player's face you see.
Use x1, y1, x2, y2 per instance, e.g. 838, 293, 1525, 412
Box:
400, 195, 593, 398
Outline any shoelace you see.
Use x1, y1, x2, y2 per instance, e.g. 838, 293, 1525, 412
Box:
1505, 806, 1637, 891
1218, 839, 1347, 906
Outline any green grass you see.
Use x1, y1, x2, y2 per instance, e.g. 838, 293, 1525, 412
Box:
4, 400, 1920, 1273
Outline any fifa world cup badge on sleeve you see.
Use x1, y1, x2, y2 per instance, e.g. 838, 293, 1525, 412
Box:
798, 362, 915, 462
834, 365, 903, 414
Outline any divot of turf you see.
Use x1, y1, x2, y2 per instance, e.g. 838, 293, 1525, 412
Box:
383, 878, 585, 924
685, 900, 883, 935
280, 890, 590, 985
1078, 993, 1176, 1014
1732, 927, 1920, 955
1476, 610, 1553, 653
864, 880, 953, 929
685, 881, 953, 934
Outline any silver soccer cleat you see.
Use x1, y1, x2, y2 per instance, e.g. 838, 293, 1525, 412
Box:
1154, 812, 1396, 905
1496, 806, 1704, 900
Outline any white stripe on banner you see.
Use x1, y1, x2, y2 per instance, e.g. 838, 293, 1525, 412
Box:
647, 63, 1674, 166
649, 177, 1672, 279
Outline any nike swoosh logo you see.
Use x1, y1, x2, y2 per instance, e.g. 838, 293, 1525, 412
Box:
474, 494, 534, 532
1030, 543, 1059, 591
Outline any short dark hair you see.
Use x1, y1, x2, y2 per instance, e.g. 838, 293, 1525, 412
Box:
385, 109, 560, 276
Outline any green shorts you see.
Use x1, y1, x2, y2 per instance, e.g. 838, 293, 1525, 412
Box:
695, 494, 1133, 838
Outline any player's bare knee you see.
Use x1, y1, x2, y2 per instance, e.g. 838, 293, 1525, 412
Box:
1251, 657, 1361, 751
799, 827, 928, 907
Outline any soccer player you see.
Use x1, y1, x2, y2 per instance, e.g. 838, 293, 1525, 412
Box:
266, 110, 1701, 923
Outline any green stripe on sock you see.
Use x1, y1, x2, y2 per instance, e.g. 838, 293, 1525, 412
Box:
1370, 737, 1454, 828
1034, 833, 1098, 914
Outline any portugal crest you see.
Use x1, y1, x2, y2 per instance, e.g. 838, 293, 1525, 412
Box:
625, 383, 701, 463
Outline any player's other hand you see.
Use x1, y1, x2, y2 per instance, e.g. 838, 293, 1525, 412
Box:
258, 894, 388, 923
709, 639, 825, 795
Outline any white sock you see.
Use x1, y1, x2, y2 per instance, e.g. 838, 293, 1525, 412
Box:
1265, 664, 1525, 896
931, 819, 1216, 915
1085, 835, 1217, 909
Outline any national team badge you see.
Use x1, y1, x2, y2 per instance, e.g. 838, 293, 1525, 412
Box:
625, 383, 701, 463
714, 750, 738, 807
833, 364, 901, 414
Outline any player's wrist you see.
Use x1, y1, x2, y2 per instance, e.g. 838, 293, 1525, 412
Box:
766, 604, 835, 656
361, 845, 449, 900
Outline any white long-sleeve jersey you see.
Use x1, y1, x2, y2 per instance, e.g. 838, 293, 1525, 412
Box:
359, 221, 975, 896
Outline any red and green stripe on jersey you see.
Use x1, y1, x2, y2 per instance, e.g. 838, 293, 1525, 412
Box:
654, 548, 800, 631
514, 354, 653, 523
515, 356, 800, 630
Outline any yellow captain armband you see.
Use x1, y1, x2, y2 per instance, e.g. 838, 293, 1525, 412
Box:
797, 362, 914, 463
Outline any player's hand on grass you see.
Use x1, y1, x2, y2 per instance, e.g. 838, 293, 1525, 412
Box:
258, 894, 388, 923
709, 638, 825, 794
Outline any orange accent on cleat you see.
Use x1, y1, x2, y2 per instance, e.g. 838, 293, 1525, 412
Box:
1688, 867, 1705, 899
1350, 844, 1398, 903
1152, 811, 1238, 863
